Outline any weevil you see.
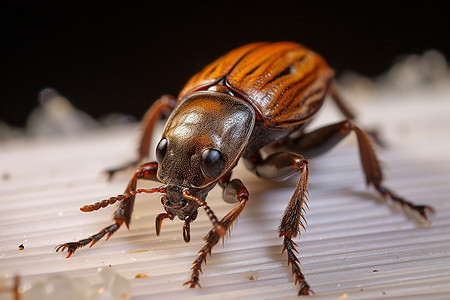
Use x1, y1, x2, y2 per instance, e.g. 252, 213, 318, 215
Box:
56, 42, 434, 295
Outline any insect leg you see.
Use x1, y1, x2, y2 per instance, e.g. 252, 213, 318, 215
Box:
249, 152, 312, 295
279, 120, 434, 219
346, 121, 434, 219
330, 84, 385, 147
184, 178, 249, 288
105, 94, 177, 178
55, 162, 161, 258
329, 83, 355, 120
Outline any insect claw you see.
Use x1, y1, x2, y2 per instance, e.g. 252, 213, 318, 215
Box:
416, 205, 435, 220
55, 244, 74, 258
426, 205, 436, 213
298, 284, 313, 296
55, 243, 76, 258
183, 281, 201, 288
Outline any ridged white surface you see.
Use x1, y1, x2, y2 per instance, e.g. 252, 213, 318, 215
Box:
1, 86, 450, 299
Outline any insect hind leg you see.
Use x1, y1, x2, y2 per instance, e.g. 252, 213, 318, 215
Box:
275, 119, 434, 220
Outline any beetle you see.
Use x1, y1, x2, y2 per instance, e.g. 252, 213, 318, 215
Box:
55, 42, 434, 296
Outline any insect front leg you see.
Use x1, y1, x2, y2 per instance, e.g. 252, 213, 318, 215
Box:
185, 176, 249, 288
55, 162, 160, 258
106, 94, 177, 178
247, 151, 312, 296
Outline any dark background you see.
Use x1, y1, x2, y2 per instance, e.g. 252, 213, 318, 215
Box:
2, 3, 449, 127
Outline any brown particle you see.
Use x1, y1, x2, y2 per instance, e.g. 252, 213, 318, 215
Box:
129, 248, 150, 253
18, 244, 24, 250
135, 273, 149, 279
338, 293, 348, 300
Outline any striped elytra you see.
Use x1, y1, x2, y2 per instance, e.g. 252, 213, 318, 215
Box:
178, 42, 334, 127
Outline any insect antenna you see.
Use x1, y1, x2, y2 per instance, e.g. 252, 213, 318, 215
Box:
80, 186, 167, 212
182, 190, 226, 237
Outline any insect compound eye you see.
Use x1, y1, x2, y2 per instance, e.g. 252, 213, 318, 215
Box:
201, 148, 225, 178
156, 138, 168, 164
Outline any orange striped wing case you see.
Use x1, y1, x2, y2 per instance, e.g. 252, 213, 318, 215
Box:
179, 42, 334, 127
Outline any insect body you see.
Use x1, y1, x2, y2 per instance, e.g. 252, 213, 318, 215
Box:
56, 42, 433, 296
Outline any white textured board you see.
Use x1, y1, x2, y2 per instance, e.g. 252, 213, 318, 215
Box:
1, 73, 450, 298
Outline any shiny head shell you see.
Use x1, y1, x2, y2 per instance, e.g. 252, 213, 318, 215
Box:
156, 91, 255, 188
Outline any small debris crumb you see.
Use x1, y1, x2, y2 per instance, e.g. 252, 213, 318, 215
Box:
135, 273, 148, 279
18, 244, 24, 251
129, 248, 150, 253
373, 269, 379, 272
248, 275, 254, 280
338, 293, 348, 300
416, 219, 431, 228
